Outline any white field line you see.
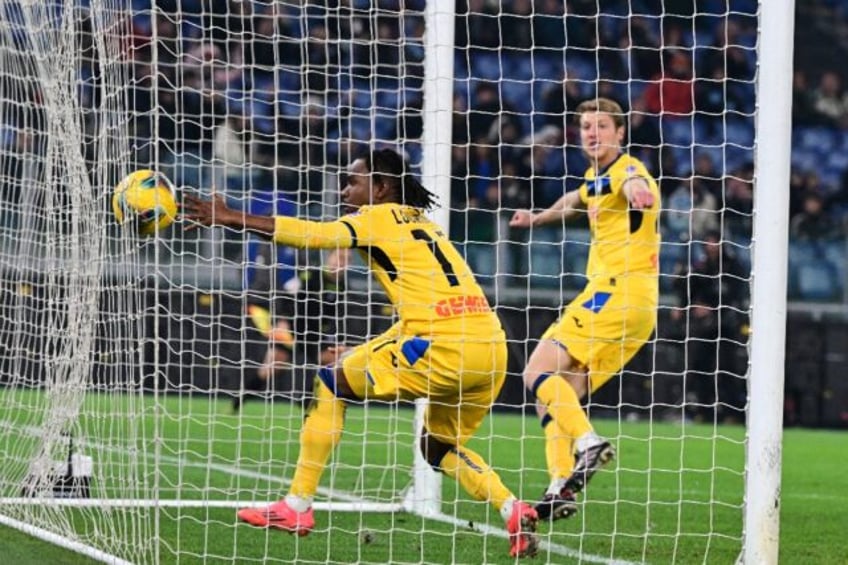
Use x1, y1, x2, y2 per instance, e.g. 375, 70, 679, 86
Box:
0, 510, 133, 565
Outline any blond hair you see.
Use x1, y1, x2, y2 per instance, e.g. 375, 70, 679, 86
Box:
574, 97, 625, 129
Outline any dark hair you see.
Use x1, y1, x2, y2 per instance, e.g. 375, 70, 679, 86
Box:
364, 148, 438, 210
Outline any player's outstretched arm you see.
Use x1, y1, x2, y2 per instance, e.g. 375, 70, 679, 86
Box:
182, 193, 356, 250
182, 193, 276, 237
509, 189, 584, 228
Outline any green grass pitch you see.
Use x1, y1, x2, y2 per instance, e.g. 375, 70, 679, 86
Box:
0, 390, 845, 564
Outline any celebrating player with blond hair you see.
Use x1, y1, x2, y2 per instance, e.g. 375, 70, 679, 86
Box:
510, 97, 661, 521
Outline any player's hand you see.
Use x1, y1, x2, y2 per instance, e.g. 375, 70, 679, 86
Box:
627, 184, 655, 210
181, 193, 233, 230
509, 209, 535, 228
321, 345, 350, 365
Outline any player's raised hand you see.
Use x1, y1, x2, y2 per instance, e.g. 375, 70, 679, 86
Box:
509, 209, 535, 228
181, 193, 232, 230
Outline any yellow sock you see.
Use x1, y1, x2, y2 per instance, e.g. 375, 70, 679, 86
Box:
533, 374, 593, 441
289, 379, 346, 498
439, 446, 514, 512
542, 413, 575, 480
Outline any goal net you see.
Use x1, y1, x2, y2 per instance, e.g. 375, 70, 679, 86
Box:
0, 1, 785, 563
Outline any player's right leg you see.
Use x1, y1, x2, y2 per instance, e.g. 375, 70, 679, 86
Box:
522, 335, 612, 521
418, 336, 539, 557
421, 428, 539, 558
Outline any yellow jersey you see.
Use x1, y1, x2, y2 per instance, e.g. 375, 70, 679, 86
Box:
273, 203, 500, 335
578, 153, 661, 292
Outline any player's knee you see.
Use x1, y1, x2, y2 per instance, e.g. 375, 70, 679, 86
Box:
522, 368, 542, 390
316, 365, 359, 401
419, 433, 452, 469
525, 370, 558, 397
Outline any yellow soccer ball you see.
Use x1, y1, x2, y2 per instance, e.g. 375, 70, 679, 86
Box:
112, 170, 177, 236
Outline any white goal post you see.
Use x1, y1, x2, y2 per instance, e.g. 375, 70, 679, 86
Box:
745, 0, 793, 562
0, 1, 793, 563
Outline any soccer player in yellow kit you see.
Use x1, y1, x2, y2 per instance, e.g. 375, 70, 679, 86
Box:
510, 98, 660, 521
184, 148, 539, 557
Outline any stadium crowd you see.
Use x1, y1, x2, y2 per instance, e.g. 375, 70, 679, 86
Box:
0, 0, 844, 309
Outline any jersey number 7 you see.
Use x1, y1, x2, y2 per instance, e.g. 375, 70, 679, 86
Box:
411, 228, 460, 287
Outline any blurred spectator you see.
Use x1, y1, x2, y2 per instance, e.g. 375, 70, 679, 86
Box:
468, 81, 507, 142
790, 171, 824, 217
643, 50, 694, 117
695, 67, 729, 118
724, 169, 754, 240
488, 113, 524, 158
661, 21, 688, 49
692, 153, 722, 200
623, 16, 662, 79
304, 23, 339, 93
594, 27, 628, 82
449, 144, 471, 240
629, 98, 661, 150
790, 192, 845, 241
394, 94, 424, 142
522, 124, 566, 207
534, 0, 567, 50
466, 140, 497, 211
700, 25, 755, 86
455, 0, 500, 51
539, 75, 582, 129
236, 248, 352, 411
812, 71, 848, 127
665, 177, 720, 242
212, 106, 256, 196
501, 0, 533, 52
671, 230, 748, 423
451, 93, 470, 145
276, 96, 332, 207
249, 4, 301, 73
500, 159, 532, 276
792, 70, 822, 125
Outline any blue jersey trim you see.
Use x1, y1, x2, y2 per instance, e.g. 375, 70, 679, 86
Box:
400, 337, 430, 366
582, 291, 612, 313
317, 366, 337, 396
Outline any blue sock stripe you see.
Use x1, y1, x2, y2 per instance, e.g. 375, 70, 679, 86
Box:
317, 366, 337, 396
540, 413, 553, 429
531, 372, 555, 398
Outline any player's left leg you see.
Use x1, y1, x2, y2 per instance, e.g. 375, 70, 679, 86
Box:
236, 375, 344, 534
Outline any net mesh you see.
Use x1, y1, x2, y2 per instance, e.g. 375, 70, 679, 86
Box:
0, 1, 758, 563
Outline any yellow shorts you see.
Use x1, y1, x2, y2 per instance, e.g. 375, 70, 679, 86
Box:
341, 322, 507, 446
541, 281, 657, 393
